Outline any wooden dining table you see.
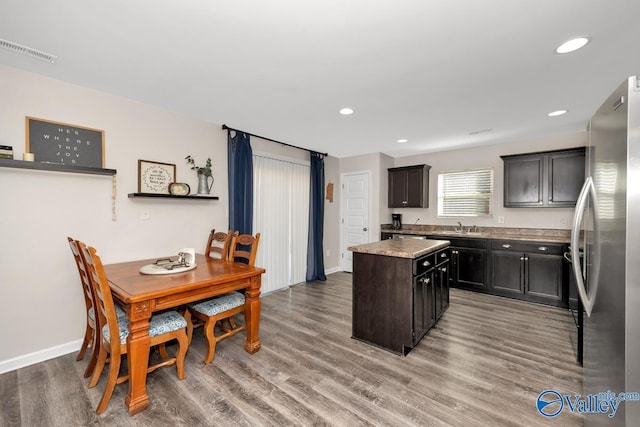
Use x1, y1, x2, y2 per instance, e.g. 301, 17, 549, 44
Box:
103, 253, 265, 415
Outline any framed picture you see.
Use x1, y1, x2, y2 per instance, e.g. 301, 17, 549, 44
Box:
137, 160, 176, 194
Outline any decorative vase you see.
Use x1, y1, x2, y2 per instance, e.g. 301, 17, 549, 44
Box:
197, 173, 214, 195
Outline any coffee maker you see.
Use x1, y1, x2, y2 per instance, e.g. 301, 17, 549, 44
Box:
391, 213, 402, 230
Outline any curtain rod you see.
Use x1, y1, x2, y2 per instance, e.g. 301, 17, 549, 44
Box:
222, 124, 328, 157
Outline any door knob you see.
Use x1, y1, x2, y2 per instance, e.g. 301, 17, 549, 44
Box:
363, 227, 368, 231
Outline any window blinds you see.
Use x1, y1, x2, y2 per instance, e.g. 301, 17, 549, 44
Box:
438, 169, 493, 217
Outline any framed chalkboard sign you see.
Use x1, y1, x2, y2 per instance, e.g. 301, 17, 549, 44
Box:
26, 117, 105, 168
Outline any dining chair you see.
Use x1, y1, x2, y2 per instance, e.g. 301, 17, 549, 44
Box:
185, 231, 261, 364
67, 237, 99, 378
80, 243, 188, 414
204, 229, 232, 260
68, 237, 127, 378
229, 231, 261, 265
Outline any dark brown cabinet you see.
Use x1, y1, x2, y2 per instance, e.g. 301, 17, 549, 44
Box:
388, 164, 431, 208
434, 249, 450, 319
352, 244, 448, 355
501, 147, 585, 208
490, 240, 566, 307
445, 237, 489, 291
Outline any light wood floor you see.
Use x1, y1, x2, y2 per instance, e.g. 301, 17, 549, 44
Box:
0, 272, 583, 426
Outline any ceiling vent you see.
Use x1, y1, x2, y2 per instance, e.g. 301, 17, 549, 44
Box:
0, 39, 57, 63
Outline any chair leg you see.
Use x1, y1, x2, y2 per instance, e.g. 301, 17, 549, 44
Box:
83, 329, 100, 378
157, 343, 169, 359
175, 333, 188, 380
76, 322, 93, 361
202, 319, 217, 365
184, 310, 194, 345
96, 353, 121, 414
89, 347, 108, 389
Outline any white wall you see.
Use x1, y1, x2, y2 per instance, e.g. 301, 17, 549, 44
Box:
0, 65, 228, 369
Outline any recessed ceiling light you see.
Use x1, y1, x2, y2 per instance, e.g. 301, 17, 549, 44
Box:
339, 107, 354, 115
548, 110, 568, 117
555, 37, 590, 54
397, 139, 408, 144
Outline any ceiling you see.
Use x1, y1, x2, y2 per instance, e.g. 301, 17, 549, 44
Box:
1, 1, 639, 158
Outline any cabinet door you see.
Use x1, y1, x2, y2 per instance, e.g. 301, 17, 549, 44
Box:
437, 260, 450, 317
405, 167, 425, 207
388, 169, 407, 208
455, 248, 487, 289
526, 253, 564, 305
491, 250, 525, 295
413, 270, 435, 344
503, 155, 543, 207
548, 149, 585, 207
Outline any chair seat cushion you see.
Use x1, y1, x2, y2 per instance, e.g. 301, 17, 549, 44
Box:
88, 305, 126, 322
189, 291, 245, 316
102, 311, 187, 344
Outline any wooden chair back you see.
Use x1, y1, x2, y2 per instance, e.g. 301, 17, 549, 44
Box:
229, 232, 261, 266
205, 229, 232, 260
68, 237, 95, 322
80, 243, 122, 360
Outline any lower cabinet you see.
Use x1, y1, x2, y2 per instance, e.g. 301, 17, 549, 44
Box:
434, 249, 450, 319
414, 248, 449, 345
352, 246, 450, 355
490, 240, 566, 307
380, 231, 568, 308
444, 237, 488, 291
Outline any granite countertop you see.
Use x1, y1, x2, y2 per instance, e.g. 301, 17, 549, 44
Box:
348, 238, 450, 259
381, 225, 571, 244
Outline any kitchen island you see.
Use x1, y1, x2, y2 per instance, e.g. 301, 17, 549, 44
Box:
348, 238, 450, 355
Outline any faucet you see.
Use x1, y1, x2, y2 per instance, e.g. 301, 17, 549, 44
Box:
457, 221, 463, 232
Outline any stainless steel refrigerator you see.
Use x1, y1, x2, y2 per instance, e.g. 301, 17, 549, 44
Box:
571, 75, 640, 426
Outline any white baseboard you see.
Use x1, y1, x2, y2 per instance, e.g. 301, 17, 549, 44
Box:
325, 266, 342, 275
0, 339, 82, 375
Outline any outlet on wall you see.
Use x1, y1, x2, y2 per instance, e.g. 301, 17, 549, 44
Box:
498, 215, 505, 224
140, 208, 150, 220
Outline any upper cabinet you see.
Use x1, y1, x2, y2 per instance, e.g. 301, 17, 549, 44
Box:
501, 147, 585, 208
388, 164, 431, 208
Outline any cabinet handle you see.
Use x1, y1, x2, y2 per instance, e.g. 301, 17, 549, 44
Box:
538, 246, 548, 251
440, 267, 447, 273
520, 256, 524, 261
502, 244, 512, 249
422, 260, 431, 267
424, 278, 430, 284
440, 253, 447, 258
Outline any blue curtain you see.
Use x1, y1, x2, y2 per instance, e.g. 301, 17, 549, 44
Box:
227, 131, 253, 235
306, 151, 326, 281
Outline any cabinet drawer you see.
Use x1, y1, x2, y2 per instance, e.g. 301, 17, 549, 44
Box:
491, 240, 564, 255
414, 253, 435, 276
435, 249, 449, 265
446, 237, 489, 249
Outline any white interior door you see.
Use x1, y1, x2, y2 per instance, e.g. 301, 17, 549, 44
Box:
341, 172, 370, 272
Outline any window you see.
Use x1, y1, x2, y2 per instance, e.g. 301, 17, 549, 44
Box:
438, 168, 493, 217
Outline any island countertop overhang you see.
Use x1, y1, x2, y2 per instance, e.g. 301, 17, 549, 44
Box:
348, 239, 450, 259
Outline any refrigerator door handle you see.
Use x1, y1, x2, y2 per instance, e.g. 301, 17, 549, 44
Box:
571, 177, 600, 317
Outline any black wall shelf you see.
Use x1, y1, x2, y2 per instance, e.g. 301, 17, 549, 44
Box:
128, 193, 219, 200
0, 158, 116, 176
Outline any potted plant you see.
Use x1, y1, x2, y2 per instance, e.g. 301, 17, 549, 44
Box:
185, 155, 213, 194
